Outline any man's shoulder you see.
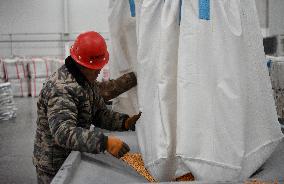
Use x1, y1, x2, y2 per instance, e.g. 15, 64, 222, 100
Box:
42, 65, 82, 96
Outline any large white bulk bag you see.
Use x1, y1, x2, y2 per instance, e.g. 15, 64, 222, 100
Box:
136, 0, 180, 181
29, 77, 46, 97
9, 78, 29, 97
136, 0, 283, 182
175, 0, 283, 181
3, 58, 27, 80
108, 0, 139, 115
28, 58, 51, 78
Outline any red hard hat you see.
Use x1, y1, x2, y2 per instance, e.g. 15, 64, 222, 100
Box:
70, 31, 109, 70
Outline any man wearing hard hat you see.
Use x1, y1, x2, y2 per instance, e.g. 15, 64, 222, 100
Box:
33, 31, 141, 184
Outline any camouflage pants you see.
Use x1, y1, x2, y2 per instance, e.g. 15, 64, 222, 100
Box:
36, 167, 55, 184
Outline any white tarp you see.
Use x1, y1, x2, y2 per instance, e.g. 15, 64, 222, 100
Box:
136, 0, 283, 182
29, 77, 46, 97
108, 0, 139, 115
9, 78, 29, 97
28, 58, 52, 78
3, 58, 28, 80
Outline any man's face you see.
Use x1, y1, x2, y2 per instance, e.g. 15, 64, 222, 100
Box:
80, 67, 101, 82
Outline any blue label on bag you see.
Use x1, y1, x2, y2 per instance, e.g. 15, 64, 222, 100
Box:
267, 60, 272, 68
199, 0, 210, 20
129, 0, 136, 17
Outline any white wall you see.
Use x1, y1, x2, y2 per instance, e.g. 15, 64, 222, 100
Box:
0, 0, 109, 57
0, 0, 63, 34
0, 0, 283, 57
269, 0, 284, 36
255, 0, 268, 29
255, 0, 284, 37
69, 0, 109, 34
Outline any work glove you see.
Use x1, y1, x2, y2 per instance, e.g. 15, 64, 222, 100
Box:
106, 136, 130, 158
124, 112, 142, 131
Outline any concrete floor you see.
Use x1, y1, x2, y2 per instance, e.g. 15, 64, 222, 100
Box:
0, 98, 38, 184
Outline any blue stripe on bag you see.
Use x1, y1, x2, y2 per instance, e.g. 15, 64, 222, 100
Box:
129, 0, 136, 17
199, 0, 210, 20
267, 60, 272, 68
179, 0, 182, 25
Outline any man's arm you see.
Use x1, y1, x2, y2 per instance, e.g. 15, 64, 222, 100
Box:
96, 72, 137, 101
92, 96, 129, 131
47, 84, 107, 154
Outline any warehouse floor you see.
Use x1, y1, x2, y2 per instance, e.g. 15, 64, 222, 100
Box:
0, 98, 38, 184
0, 98, 283, 184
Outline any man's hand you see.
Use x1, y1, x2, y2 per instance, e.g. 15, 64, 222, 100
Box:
124, 112, 142, 130
106, 136, 130, 158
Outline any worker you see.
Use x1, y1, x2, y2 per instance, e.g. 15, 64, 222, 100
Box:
33, 31, 141, 184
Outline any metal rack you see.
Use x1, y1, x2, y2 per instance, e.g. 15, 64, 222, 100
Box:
0, 32, 109, 57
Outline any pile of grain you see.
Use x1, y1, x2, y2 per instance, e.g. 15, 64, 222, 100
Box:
175, 173, 195, 181
121, 153, 156, 182
245, 179, 278, 184
121, 153, 195, 182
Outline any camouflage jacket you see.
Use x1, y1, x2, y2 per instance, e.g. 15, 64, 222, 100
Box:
33, 56, 137, 175
96, 73, 137, 102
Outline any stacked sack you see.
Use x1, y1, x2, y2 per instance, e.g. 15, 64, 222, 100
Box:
3, 58, 29, 97
44, 57, 64, 74
267, 56, 284, 122
1, 57, 64, 97
0, 59, 5, 83
27, 58, 51, 97
28, 57, 64, 97
0, 82, 17, 120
